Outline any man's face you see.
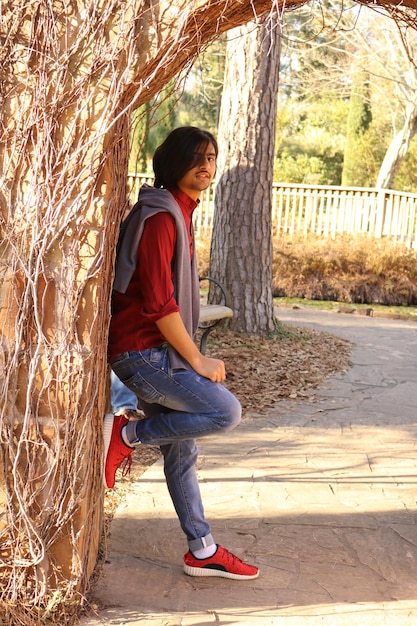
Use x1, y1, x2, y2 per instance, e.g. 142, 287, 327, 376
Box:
177, 142, 217, 200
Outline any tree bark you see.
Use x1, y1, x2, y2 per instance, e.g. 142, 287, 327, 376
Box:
210, 16, 281, 336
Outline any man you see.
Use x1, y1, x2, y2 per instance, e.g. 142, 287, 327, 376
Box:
104, 126, 259, 580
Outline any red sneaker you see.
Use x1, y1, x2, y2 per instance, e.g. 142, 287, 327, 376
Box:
183, 545, 259, 580
103, 413, 133, 489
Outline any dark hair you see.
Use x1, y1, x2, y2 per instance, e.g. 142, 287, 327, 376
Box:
153, 126, 218, 188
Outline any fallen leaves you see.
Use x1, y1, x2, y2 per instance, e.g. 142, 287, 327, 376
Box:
205, 323, 352, 415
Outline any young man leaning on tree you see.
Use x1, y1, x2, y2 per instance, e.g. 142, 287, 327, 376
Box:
104, 126, 259, 580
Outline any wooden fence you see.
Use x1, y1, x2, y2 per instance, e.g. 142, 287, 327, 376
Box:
127, 174, 417, 247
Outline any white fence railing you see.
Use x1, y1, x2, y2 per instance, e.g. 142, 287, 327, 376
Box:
127, 174, 417, 247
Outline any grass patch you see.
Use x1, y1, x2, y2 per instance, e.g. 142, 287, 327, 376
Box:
274, 296, 417, 318
269, 318, 314, 341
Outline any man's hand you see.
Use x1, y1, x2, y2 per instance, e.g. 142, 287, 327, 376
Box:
192, 354, 226, 383
156, 312, 226, 382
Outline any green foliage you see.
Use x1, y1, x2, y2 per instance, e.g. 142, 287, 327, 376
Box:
342, 64, 373, 186
129, 101, 153, 173
274, 98, 347, 184
177, 38, 225, 132
346, 66, 372, 137
340, 130, 377, 187
129, 81, 181, 174
394, 134, 417, 192
274, 152, 341, 185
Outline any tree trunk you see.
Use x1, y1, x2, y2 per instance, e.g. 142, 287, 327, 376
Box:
376, 100, 417, 188
210, 16, 281, 336
0, 0, 284, 617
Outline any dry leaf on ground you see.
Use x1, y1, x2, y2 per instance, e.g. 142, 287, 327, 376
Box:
205, 324, 351, 414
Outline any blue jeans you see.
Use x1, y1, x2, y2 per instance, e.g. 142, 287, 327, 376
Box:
110, 346, 242, 551
110, 370, 138, 413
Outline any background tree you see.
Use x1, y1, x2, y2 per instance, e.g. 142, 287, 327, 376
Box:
277, 3, 417, 190
177, 38, 227, 131
341, 60, 373, 185
210, 15, 282, 336
374, 21, 417, 187
274, 96, 347, 184
129, 82, 182, 173
274, 2, 354, 184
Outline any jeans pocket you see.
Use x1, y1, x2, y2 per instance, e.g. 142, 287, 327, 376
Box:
147, 346, 170, 374
117, 371, 166, 405
112, 348, 170, 405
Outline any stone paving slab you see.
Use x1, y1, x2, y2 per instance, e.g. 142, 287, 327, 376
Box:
82, 308, 417, 626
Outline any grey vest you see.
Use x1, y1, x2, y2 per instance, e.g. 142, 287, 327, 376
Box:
113, 185, 200, 369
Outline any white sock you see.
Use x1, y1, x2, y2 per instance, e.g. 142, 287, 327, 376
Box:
121, 425, 135, 448
192, 544, 217, 559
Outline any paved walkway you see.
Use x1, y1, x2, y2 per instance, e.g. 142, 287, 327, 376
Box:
83, 308, 417, 626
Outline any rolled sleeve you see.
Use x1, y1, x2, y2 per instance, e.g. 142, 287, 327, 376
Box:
137, 212, 180, 321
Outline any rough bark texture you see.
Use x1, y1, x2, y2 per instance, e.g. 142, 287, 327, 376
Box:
210, 16, 281, 336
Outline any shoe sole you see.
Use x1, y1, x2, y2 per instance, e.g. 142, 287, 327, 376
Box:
183, 563, 259, 580
103, 413, 115, 488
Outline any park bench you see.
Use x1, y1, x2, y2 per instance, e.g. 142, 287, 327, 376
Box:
198, 277, 233, 354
